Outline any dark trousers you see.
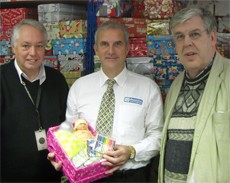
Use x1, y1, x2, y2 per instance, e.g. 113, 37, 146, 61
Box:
95, 164, 151, 182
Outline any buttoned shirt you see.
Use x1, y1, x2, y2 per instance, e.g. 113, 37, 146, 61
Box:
14, 59, 46, 85
66, 67, 163, 170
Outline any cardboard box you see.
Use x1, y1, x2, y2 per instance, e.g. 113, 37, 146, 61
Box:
52, 38, 86, 55
43, 56, 59, 70
0, 25, 13, 41
126, 57, 154, 79
97, 17, 147, 37
58, 54, 85, 72
144, 0, 182, 19
0, 8, 37, 26
146, 35, 176, 56
0, 40, 12, 56
97, 17, 146, 25
147, 19, 170, 36
62, 70, 85, 87
38, 3, 86, 13
43, 22, 61, 40
0, 55, 14, 65
96, 0, 132, 17
38, 12, 86, 23
128, 37, 148, 57
59, 20, 87, 39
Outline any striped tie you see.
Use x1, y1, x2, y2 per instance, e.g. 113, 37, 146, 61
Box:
96, 79, 116, 136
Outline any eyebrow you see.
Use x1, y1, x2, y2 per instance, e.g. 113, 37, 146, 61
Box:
100, 40, 123, 44
174, 28, 202, 35
22, 41, 44, 44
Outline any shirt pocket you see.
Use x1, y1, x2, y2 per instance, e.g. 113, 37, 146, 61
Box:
116, 104, 145, 143
213, 111, 230, 141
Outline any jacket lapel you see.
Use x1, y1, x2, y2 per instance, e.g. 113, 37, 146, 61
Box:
189, 52, 224, 170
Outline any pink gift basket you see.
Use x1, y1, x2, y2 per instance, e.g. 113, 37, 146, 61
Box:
47, 125, 111, 183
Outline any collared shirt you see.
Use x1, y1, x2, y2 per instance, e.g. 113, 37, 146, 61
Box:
14, 59, 46, 85
66, 67, 163, 170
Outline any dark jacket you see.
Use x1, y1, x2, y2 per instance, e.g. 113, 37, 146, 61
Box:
0, 60, 69, 182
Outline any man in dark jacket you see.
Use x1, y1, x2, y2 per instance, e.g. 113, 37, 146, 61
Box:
0, 19, 69, 182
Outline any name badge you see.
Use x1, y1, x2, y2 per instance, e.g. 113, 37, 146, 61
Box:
35, 129, 47, 151
124, 97, 143, 105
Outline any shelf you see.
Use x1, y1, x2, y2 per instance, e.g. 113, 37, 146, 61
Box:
0, 0, 88, 9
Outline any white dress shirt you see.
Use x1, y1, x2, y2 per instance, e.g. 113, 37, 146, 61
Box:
66, 67, 163, 170
14, 59, 46, 85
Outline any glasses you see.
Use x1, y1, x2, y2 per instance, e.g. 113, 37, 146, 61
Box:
173, 30, 207, 42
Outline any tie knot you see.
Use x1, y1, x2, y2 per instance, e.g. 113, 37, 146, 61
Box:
107, 79, 116, 90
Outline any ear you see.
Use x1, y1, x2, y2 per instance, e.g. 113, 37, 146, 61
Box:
93, 44, 98, 55
12, 44, 16, 54
210, 30, 217, 46
126, 43, 130, 55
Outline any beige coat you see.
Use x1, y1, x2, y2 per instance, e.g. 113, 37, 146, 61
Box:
158, 52, 230, 183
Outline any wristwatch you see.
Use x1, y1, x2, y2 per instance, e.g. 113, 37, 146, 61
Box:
129, 146, 135, 159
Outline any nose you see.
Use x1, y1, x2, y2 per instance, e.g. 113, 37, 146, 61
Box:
183, 34, 193, 47
29, 46, 36, 55
108, 45, 115, 55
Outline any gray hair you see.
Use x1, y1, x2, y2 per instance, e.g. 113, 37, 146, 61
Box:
170, 6, 217, 35
94, 20, 129, 45
11, 19, 48, 47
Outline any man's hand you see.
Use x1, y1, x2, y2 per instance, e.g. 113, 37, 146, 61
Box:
101, 145, 132, 174
47, 152, 62, 171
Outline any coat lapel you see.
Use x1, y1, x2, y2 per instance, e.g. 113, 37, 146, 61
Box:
189, 52, 224, 170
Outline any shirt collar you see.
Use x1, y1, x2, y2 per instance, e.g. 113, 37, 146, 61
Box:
98, 67, 128, 87
185, 52, 216, 79
14, 59, 46, 85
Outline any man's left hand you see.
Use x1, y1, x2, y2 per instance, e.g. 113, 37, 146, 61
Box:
101, 144, 132, 174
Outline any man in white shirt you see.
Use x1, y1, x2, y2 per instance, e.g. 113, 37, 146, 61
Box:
49, 20, 163, 182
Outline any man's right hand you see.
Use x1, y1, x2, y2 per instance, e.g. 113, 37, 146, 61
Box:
47, 152, 62, 171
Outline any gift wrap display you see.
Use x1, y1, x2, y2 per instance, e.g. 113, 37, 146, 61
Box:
47, 119, 115, 183
38, 3, 87, 23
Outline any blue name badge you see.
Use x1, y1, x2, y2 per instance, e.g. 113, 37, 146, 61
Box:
124, 97, 143, 105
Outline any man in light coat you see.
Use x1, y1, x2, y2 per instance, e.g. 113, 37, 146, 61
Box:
158, 6, 230, 183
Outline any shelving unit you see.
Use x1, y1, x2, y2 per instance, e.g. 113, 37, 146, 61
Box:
0, 0, 88, 9
86, 1, 97, 74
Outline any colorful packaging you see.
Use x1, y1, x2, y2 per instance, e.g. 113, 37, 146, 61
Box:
217, 33, 230, 59
62, 71, 85, 87
43, 56, 59, 70
0, 25, 13, 41
143, 0, 182, 19
93, 134, 115, 155
97, 17, 147, 37
128, 37, 148, 57
97, 17, 146, 25
59, 20, 87, 39
38, 3, 87, 23
0, 40, 12, 56
43, 22, 61, 40
146, 35, 176, 56
152, 54, 184, 102
52, 38, 86, 55
131, 0, 146, 18
96, 0, 132, 17
0, 55, 14, 65
126, 57, 154, 79
0, 8, 38, 26
147, 19, 170, 36
58, 54, 85, 72
47, 125, 111, 183
38, 12, 85, 23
